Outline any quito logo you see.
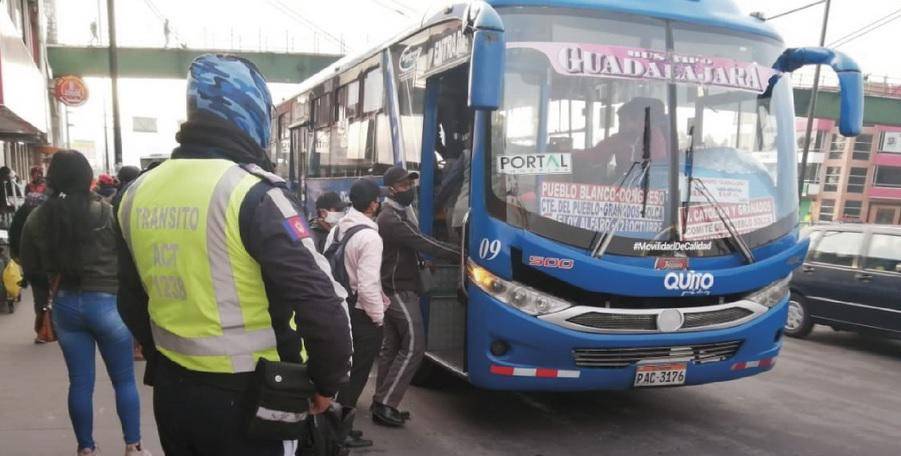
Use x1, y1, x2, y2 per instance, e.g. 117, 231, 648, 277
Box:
664, 270, 714, 293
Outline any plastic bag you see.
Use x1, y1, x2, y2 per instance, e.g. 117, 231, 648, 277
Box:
3, 259, 22, 299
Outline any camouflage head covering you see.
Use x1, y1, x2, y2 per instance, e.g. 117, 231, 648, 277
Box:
186, 54, 273, 149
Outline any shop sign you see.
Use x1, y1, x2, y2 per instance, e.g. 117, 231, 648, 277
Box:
54, 76, 89, 107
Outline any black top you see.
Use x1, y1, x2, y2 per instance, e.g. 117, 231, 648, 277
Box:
377, 199, 459, 293
116, 140, 352, 398
20, 197, 118, 294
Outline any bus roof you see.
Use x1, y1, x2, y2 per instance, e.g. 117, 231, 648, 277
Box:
285, 0, 781, 101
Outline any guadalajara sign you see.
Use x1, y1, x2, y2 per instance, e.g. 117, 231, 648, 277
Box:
508, 42, 777, 94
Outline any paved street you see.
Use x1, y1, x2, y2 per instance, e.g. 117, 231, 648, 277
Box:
1, 292, 899, 456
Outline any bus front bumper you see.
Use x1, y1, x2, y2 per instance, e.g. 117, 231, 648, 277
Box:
465, 287, 787, 391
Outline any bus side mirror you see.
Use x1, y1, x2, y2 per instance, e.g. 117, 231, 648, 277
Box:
772, 47, 864, 137
467, 1, 505, 111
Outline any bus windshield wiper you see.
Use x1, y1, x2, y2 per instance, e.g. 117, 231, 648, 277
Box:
591, 107, 652, 259
690, 178, 756, 264
639, 107, 652, 219
681, 123, 753, 263
681, 126, 696, 236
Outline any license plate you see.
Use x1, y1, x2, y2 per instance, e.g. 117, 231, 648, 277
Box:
634, 362, 687, 387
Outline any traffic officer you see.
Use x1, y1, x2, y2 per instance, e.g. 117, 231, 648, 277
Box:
115, 54, 352, 455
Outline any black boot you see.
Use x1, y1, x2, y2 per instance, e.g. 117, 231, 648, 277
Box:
343, 433, 373, 448
341, 410, 373, 448
371, 402, 405, 427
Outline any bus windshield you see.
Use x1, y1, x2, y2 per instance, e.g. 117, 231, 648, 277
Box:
488, 8, 798, 257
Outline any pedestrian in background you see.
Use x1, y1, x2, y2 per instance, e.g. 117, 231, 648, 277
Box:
116, 54, 352, 455
324, 178, 389, 448
116, 166, 141, 191
25, 165, 47, 194
19, 150, 147, 456
8, 191, 50, 343
95, 173, 118, 203
0, 166, 24, 227
372, 166, 459, 427
310, 191, 348, 253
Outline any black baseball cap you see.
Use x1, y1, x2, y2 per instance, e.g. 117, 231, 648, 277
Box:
315, 191, 349, 211
349, 178, 388, 209
383, 166, 420, 187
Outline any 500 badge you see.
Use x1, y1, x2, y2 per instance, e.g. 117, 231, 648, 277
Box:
528, 256, 574, 270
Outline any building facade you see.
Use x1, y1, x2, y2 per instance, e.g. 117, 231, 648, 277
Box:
0, 0, 54, 178
804, 123, 901, 226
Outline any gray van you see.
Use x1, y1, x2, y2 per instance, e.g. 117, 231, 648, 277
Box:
787, 224, 901, 339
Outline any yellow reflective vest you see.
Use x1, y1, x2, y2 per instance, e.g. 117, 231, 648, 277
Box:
119, 159, 281, 373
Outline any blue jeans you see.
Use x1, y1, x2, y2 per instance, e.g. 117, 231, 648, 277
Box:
53, 291, 141, 451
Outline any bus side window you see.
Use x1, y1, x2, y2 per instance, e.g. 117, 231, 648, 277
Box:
361, 68, 394, 173
363, 69, 383, 114
304, 69, 392, 178
275, 113, 290, 178
346, 80, 361, 120
307, 93, 334, 177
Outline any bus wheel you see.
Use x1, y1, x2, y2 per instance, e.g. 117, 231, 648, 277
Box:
785, 294, 813, 338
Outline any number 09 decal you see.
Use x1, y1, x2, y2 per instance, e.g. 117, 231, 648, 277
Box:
479, 239, 501, 260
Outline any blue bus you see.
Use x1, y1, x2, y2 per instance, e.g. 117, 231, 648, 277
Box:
271, 0, 863, 391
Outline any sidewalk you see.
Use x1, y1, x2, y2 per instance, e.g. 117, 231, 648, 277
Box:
0, 293, 407, 455
0, 292, 162, 456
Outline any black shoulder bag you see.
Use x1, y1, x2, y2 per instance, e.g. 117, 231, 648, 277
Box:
245, 358, 317, 440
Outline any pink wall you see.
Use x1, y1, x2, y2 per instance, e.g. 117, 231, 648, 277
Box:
874, 153, 901, 167
868, 187, 901, 200
875, 125, 901, 133
795, 118, 836, 131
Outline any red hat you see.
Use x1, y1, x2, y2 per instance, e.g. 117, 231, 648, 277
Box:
97, 173, 116, 187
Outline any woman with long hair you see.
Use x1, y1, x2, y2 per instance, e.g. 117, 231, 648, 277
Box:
20, 150, 148, 456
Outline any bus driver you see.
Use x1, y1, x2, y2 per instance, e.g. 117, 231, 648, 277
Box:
577, 96, 669, 183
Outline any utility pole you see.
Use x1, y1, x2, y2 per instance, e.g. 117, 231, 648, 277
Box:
64, 106, 71, 149
103, 91, 110, 172
798, 0, 832, 198
107, 0, 123, 167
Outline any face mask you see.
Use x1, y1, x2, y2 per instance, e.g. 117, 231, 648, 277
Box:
324, 211, 344, 225
394, 189, 415, 207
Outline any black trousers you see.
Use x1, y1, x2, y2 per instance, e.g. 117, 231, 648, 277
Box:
153, 356, 291, 456
337, 307, 384, 411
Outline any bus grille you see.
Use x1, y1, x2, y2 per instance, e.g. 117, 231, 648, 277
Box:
564, 307, 755, 332
572, 340, 743, 368
566, 313, 657, 330
682, 307, 754, 329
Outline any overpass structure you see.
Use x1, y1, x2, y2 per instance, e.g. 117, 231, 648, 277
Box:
47, 45, 341, 84
793, 88, 901, 126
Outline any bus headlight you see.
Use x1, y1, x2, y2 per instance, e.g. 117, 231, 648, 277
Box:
467, 260, 571, 316
746, 275, 791, 308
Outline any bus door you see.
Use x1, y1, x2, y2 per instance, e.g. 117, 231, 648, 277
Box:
418, 66, 472, 374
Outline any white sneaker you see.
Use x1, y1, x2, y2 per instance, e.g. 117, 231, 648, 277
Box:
77, 446, 98, 456
125, 443, 151, 456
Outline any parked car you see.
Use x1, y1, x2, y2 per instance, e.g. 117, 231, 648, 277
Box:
787, 223, 901, 339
